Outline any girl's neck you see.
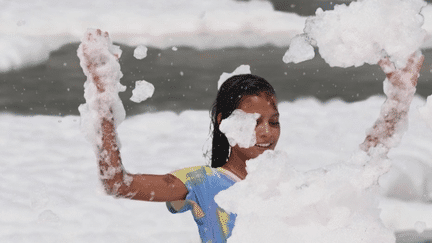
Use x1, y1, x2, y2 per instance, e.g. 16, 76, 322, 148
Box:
222, 151, 247, 180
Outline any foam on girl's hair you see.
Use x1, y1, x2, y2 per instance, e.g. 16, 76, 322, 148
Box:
217, 65, 251, 90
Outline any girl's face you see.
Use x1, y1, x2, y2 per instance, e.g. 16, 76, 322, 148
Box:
231, 93, 280, 161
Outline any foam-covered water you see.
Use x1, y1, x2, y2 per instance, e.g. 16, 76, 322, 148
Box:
1, 0, 432, 73
2, 97, 432, 242
3, 0, 432, 242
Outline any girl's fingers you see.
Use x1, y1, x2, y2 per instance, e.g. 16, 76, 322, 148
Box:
409, 54, 424, 86
378, 57, 395, 75
402, 53, 417, 73
378, 53, 424, 87
412, 54, 424, 74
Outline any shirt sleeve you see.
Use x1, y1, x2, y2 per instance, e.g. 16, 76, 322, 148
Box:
166, 166, 211, 217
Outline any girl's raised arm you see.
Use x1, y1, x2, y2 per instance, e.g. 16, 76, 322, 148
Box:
79, 29, 187, 202
360, 53, 424, 153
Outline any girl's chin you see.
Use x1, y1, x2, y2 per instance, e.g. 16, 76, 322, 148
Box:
247, 146, 274, 159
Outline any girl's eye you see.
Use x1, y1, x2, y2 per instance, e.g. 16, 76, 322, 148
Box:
256, 120, 279, 126
256, 119, 262, 126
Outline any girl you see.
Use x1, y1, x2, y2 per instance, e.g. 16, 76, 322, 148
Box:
98, 74, 281, 242
94, 42, 423, 242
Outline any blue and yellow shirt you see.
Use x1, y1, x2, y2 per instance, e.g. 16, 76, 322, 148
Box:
166, 166, 241, 243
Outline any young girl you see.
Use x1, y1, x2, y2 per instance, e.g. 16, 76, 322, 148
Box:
91, 32, 423, 241
98, 74, 280, 242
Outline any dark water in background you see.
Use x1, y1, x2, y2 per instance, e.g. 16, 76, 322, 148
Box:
248, 0, 432, 16
1, 43, 432, 117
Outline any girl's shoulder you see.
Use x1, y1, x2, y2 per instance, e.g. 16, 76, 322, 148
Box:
170, 165, 240, 184
170, 165, 213, 183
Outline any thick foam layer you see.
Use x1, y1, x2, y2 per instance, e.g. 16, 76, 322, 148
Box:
1, 0, 431, 72
2, 97, 432, 242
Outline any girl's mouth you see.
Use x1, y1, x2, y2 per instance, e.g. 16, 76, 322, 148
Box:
255, 143, 271, 148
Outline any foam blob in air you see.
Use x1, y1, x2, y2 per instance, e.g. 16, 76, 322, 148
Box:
219, 109, 260, 148
133, 45, 148, 60
130, 80, 155, 103
415, 221, 427, 233
419, 95, 432, 130
217, 65, 251, 89
284, 0, 427, 68
283, 34, 315, 64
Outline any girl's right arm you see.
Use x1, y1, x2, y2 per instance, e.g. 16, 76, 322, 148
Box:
80, 29, 188, 202
98, 115, 188, 202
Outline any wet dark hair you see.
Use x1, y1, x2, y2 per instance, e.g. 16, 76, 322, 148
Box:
210, 74, 276, 168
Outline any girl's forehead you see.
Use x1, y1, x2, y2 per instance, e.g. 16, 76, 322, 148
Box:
238, 94, 278, 114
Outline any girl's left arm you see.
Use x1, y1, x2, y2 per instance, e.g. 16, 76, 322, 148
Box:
360, 53, 424, 152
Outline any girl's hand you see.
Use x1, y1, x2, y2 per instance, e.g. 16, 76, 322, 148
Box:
360, 53, 424, 153
378, 53, 424, 89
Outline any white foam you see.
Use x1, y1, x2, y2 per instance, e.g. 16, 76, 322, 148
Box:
286, 0, 427, 68
3, 97, 432, 241
130, 80, 155, 103
219, 109, 260, 148
282, 34, 315, 64
133, 45, 148, 59
1, 1, 432, 72
419, 95, 432, 130
77, 29, 126, 151
0, 0, 306, 72
216, 149, 395, 242
217, 65, 251, 89
415, 221, 427, 233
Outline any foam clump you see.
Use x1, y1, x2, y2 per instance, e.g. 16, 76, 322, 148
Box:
283, 34, 315, 64
220, 109, 260, 148
77, 29, 126, 151
133, 45, 148, 60
285, 0, 427, 68
130, 80, 155, 103
419, 95, 432, 130
217, 65, 251, 89
415, 221, 426, 233
216, 149, 395, 242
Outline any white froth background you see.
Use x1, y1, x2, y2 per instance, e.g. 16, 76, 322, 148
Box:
2, 0, 432, 242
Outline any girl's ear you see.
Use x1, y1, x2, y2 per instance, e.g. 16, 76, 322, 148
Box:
217, 113, 222, 125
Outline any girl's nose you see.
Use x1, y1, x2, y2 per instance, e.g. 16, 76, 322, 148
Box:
256, 122, 270, 137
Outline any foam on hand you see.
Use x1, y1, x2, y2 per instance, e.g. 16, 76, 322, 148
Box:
130, 80, 155, 103
219, 109, 260, 148
133, 45, 148, 60
77, 29, 126, 151
284, 0, 427, 68
217, 65, 251, 89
